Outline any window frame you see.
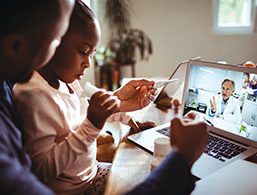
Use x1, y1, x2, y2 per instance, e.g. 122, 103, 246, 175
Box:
212, 0, 256, 34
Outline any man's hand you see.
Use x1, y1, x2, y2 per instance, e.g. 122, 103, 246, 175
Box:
210, 96, 216, 113
87, 90, 120, 129
114, 79, 156, 112
170, 111, 208, 168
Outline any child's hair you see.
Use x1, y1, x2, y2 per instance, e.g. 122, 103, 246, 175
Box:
70, 0, 96, 34
0, 0, 63, 39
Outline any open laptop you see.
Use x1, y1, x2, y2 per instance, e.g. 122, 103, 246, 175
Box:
127, 60, 257, 179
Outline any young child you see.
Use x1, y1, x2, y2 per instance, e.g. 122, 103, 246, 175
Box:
0, 0, 75, 194
13, 1, 155, 194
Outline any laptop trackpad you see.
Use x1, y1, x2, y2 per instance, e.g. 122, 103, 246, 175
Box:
192, 153, 225, 179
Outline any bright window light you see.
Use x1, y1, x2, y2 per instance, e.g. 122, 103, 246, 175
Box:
81, 0, 98, 15
213, 0, 256, 34
82, 0, 91, 8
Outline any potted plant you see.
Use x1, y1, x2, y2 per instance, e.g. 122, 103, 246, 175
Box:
94, 0, 153, 89
105, 0, 153, 66
108, 28, 153, 66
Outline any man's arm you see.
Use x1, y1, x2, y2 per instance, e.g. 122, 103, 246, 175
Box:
0, 122, 53, 195
126, 102, 208, 195
125, 152, 195, 195
207, 96, 216, 117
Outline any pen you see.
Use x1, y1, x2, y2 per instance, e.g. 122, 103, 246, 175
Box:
153, 79, 178, 89
129, 117, 140, 132
205, 119, 214, 126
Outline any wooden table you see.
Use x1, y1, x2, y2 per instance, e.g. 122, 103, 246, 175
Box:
104, 141, 152, 195
104, 104, 171, 195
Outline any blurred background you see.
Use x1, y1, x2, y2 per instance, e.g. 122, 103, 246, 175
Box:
81, 0, 257, 90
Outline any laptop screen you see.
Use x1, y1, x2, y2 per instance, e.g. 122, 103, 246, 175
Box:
153, 62, 187, 122
184, 62, 257, 142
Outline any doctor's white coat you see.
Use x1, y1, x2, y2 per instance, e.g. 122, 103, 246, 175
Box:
207, 94, 242, 124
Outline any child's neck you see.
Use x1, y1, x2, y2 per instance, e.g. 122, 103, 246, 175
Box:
38, 66, 74, 94
38, 66, 59, 90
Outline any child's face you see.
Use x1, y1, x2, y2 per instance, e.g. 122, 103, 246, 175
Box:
49, 18, 101, 83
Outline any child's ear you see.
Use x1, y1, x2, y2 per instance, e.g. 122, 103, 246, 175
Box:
1, 34, 27, 58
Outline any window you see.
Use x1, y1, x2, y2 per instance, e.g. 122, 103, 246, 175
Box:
213, 0, 256, 34
82, 0, 91, 7
81, 0, 98, 16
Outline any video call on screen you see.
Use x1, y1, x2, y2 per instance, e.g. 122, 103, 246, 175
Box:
184, 64, 257, 142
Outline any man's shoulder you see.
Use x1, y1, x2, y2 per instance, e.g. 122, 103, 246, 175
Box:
14, 72, 47, 93
230, 96, 240, 103
14, 72, 58, 102
0, 113, 10, 140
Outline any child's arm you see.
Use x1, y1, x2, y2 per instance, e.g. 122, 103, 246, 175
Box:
106, 112, 156, 132
13, 88, 119, 183
128, 120, 156, 132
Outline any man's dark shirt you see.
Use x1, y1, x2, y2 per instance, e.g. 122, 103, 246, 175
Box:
0, 81, 53, 195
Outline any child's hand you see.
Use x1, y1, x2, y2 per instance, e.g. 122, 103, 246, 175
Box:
114, 79, 156, 112
136, 121, 156, 131
87, 90, 120, 129
128, 118, 156, 132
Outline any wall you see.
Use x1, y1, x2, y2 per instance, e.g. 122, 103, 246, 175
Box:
131, 0, 257, 78
82, 0, 257, 84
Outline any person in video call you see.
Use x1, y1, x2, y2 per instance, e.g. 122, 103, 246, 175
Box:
241, 61, 257, 95
207, 78, 242, 124
242, 73, 257, 95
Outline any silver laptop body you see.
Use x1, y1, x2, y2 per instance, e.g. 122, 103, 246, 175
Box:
128, 60, 257, 179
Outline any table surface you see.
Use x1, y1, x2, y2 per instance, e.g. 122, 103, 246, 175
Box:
104, 141, 152, 195
104, 104, 170, 195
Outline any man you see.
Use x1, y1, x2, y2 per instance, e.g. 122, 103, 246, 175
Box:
208, 79, 242, 124
0, 1, 75, 194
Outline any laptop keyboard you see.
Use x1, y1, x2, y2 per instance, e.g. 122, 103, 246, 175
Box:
204, 134, 247, 162
157, 128, 247, 162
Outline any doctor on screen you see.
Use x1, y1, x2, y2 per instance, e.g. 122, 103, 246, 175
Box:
207, 79, 242, 124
